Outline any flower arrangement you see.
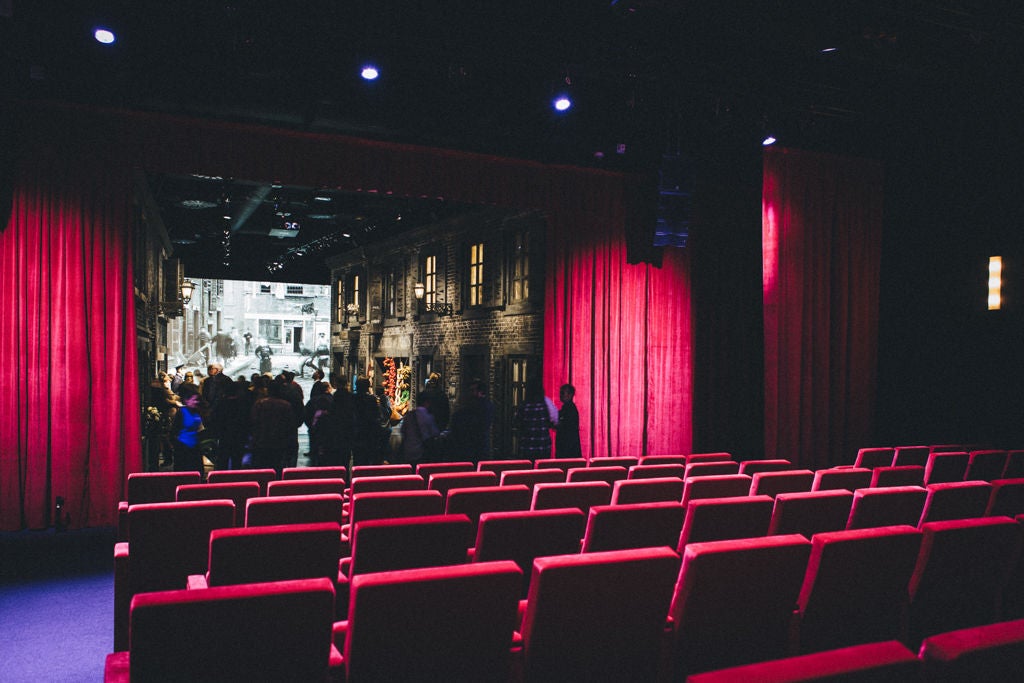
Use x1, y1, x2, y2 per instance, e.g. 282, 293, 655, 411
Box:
382, 357, 397, 400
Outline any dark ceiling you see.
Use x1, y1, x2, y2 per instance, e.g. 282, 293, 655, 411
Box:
5, 1, 1024, 280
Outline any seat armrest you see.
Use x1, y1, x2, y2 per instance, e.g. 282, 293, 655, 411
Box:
186, 574, 209, 590
339, 556, 351, 576
332, 621, 349, 649
113, 542, 131, 652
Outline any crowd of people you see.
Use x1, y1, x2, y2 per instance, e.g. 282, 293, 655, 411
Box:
146, 366, 583, 475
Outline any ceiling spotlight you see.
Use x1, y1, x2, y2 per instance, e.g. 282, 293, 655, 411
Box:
553, 95, 572, 112
361, 65, 380, 81
94, 28, 116, 44
762, 135, 777, 146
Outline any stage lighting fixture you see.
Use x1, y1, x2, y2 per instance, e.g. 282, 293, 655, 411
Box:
553, 95, 572, 112
94, 28, 116, 44
361, 65, 379, 81
762, 135, 777, 146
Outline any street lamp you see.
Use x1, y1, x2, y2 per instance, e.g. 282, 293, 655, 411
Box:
413, 282, 425, 300
180, 279, 196, 305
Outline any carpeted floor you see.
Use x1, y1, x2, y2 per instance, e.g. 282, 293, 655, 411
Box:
0, 527, 116, 682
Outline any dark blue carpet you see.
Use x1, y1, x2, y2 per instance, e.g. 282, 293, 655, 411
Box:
0, 527, 115, 682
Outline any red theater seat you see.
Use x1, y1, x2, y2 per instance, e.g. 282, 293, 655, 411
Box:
907, 516, 1023, 646
628, 463, 687, 480
427, 471, 499, 502
678, 495, 774, 548
416, 461, 476, 480
244, 493, 344, 527
668, 534, 812, 678
350, 464, 414, 478
176, 481, 261, 526
611, 476, 685, 505
923, 451, 970, 485
533, 457, 587, 472
336, 561, 522, 683
639, 454, 689, 467
919, 618, 1024, 682
738, 459, 795, 475
580, 501, 685, 553
517, 547, 680, 682
104, 577, 339, 683
281, 465, 348, 482
853, 447, 896, 469
964, 450, 1009, 482
768, 490, 854, 537
566, 465, 628, 485
918, 480, 992, 525
749, 469, 815, 497
892, 445, 930, 468
870, 465, 925, 488
499, 468, 566, 488
531, 481, 612, 513
472, 508, 586, 596
812, 467, 872, 492
348, 473, 426, 497
266, 477, 346, 498
685, 461, 740, 479
681, 474, 752, 506
687, 452, 734, 463
444, 485, 532, 533
1003, 450, 1024, 479
475, 459, 532, 476
985, 477, 1024, 517
685, 640, 919, 683
117, 471, 203, 541
346, 490, 443, 530
844, 486, 928, 530
113, 500, 236, 651
206, 468, 278, 495
794, 525, 922, 654
591, 456, 640, 469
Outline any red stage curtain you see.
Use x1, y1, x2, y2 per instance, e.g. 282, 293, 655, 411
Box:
762, 147, 884, 468
0, 101, 691, 528
0, 126, 142, 530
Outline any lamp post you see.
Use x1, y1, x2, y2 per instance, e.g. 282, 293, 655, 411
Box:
180, 279, 195, 305
412, 281, 453, 316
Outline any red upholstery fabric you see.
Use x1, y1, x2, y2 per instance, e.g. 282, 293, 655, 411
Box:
870, 465, 925, 488
892, 446, 930, 468
518, 547, 681, 682
444, 485, 532, 531
687, 452, 734, 463
918, 481, 992, 525
628, 463, 687, 480
581, 501, 685, 553
281, 465, 348, 482
795, 525, 922, 653
591, 456, 640, 469
907, 516, 1024, 646
811, 467, 872, 492
738, 459, 794, 475
639, 455, 689, 466
566, 465, 629, 485
919, 618, 1024, 682
416, 461, 476, 479
845, 486, 928, 530
499, 468, 567, 488
668, 534, 812, 677
347, 490, 444, 527
531, 481, 612, 513
749, 470, 814, 498
200, 522, 344, 588
176, 482, 261, 527
106, 577, 337, 683
117, 472, 204, 540
244, 493, 344, 527
341, 561, 522, 683
681, 474, 752, 506
350, 464, 414, 478
684, 461, 741, 479
266, 477, 346, 498
347, 514, 473, 576
685, 640, 919, 682
426, 471, 499, 500
475, 459, 533, 476
964, 450, 1009, 482
472, 508, 586, 596
1003, 514, 1024, 620
678, 495, 774, 548
206, 468, 278, 495
1003, 451, 1024, 479
923, 451, 970, 485
532, 457, 588, 472
985, 478, 1024, 517
768, 490, 854, 537
611, 477, 685, 505
853, 447, 896, 469
348, 474, 427, 496
113, 500, 236, 651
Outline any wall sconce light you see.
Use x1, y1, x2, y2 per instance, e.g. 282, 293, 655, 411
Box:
414, 282, 425, 300
180, 279, 196, 305
988, 256, 1002, 310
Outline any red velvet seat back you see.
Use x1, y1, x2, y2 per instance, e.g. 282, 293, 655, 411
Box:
499, 468, 566, 488
681, 474, 752, 506
281, 465, 348, 482
417, 461, 476, 479
244, 493, 344, 527
684, 461, 740, 479
531, 481, 612, 513
445, 485, 532, 532
687, 452, 734, 463
205, 522, 343, 586
122, 578, 336, 682
348, 514, 473, 576
206, 468, 278, 495
520, 547, 681, 682
965, 450, 1009, 482
796, 525, 922, 653
343, 561, 522, 683
678, 495, 773, 548
176, 481, 261, 526
475, 459, 532, 476
348, 490, 444, 526
427, 471, 499, 501
768, 490, 854, 537
668, 534, 812, 677
907, 516, 1024, 645
639, 455, 689, 466
350, 463, 414, 478
985, 477, 1024, 517
870, 465, 925, 488
1003, 450, 1024, 479
628, 463, 687, 480
845, 485, 928, 530
533, 457, 587, 472
738, 459, 794, 475
924, 451, 970, 485
349, 473, 427, 495
893, 445, 930, 468
581, 501, 685, 553
566, 465, 628, 485
749, 469, 814, 497
266, 477, 345, 498
812, 467, 872, 492
918, 481, 992, 525
611, 476, 685, 505
473, 508, 586, 596
127, 471, 203, 504
919, 618, 1024, 682
592, 456, 640, 469
853, 447, 896, 469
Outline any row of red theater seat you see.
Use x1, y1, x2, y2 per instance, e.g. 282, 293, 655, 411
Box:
106, 518, 1024, 682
